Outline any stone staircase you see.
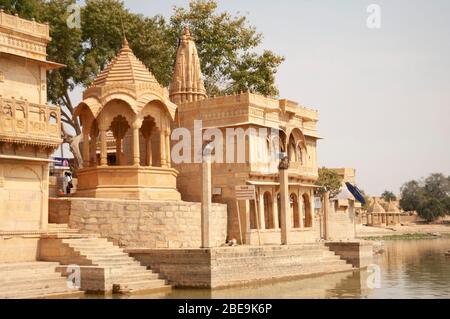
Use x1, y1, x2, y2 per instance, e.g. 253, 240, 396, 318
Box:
209, 243, 355, 287
0, 261, 83, 299
131, 242, 355, 288
39, 230, 170, 295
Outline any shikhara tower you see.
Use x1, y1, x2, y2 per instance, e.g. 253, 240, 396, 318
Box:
169, 27, 207, 104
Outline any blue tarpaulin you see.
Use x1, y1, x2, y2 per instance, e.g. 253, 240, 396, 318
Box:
345, 182, 366, 205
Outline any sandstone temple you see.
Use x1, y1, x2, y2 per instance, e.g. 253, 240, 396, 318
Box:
0, 13, 372, 298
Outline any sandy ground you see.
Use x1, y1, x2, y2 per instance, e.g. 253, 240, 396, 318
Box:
356, 223, 450, 238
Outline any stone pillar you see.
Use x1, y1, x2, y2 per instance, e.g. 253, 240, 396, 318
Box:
132, 124, 140, 166
299, 194, 305, 229
323, 191, 330, 240
273, 194, 279, 229
280, 167, 290, 245
165, 130, 171, 168
160, 130, 167, 168
258, 191, 265, 230
201, 150, 212, 248
99, 129, 107, 166
82, 130, 90, 168
310, 191, 315, 229
115, 137, 122, 165
40, 164, 49, 231
146, 136, 152, 166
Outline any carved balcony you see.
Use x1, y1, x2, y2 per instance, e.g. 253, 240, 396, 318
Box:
0, 97, 62, 148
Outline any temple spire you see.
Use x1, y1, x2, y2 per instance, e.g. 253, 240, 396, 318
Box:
169, 27, 207, 104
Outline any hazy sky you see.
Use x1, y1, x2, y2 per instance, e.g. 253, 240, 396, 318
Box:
69, 0, 450, 195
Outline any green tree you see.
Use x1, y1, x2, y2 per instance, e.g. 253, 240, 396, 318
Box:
0, 0, 39, 18
315, 168, 343, 199
168, 0, 284, 96
400, 173, 450, 222
1, 0, 284, 164
381, 190, 397, 202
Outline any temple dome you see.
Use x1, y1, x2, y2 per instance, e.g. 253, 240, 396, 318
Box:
92, 38, 158, 87
78, 38, 178, 121
386, 201, 400, 212
368, 199, 386, 213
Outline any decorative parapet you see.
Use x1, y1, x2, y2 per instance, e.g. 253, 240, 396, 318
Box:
0, 10, 49, 40
0, 10, 50, 61
0, 97, 62, 148
178, 92, 319, 130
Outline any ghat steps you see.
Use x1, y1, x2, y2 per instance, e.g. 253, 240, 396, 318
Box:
130, 243, 355, 288
0, 262, 82, 299
40, 233, 170, 295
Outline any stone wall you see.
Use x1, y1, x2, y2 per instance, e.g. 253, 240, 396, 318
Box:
325, 241, 373, 268
0, 235, 40, 262
0, 158, 49, 232
49, 198, 71, 224
49, 198, 228, 249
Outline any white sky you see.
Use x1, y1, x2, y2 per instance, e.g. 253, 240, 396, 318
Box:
67, 0, 450, 195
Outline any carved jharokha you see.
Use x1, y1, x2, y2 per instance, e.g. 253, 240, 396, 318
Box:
0, 97, 61, 148
73, 38, 181, 200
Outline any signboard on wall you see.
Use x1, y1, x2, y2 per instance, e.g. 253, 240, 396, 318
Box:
53, 157, 70, 168
235, 185, 256, 201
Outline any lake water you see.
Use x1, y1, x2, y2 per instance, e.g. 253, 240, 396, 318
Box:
90, 238, 450, 299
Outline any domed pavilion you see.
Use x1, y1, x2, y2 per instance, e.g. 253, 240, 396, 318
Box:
73, 38, 180, 200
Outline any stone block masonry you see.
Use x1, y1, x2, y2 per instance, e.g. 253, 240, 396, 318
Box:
49, 198, 228, 249
127, 244, 355, 288
325, 241, 373, 268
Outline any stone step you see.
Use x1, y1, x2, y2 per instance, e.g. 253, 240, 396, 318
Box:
88, 257, 141, 266
63, 238, 112, 246
0, 284, 80, 299
0, 261, 61, 271
53, 237, 172, 294
0, 272, 64, 285
115, 279, 170, 294
71, 246, 126, 254
111, 272, 161, 282
0, 276, 69, 292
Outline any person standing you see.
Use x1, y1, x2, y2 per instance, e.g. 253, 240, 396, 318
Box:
63, 171, 73, 194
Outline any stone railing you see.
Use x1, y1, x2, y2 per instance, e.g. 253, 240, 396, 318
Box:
0, 10, 49, 39
0, 97, 62, 147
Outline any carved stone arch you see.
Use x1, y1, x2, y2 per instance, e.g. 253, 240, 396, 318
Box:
99, 93, 138, 117
75, 103, 96, 131
136, 94, 177, 122
287, 128, 308, 163
74, 97, 102, 119
138, 99, 172, 132
97, 99, 136, 130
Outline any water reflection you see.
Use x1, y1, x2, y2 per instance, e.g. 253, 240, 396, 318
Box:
87, 239, 450, 299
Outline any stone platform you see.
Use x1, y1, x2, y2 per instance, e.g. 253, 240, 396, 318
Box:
49, 197, 228, 249
126, 242, 371, 289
